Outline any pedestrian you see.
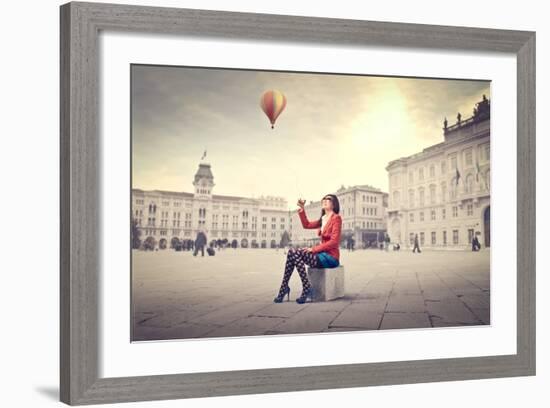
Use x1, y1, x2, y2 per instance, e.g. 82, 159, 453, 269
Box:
385, 234, 390, 251
274, 194, 342, 304
193, 230, 207, 257
472, 235, 481, 251
412, 233, 421, 253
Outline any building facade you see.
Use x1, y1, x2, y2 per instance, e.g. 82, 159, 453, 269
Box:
132, 162, 291, 250
386, 96, 491, 250
290, 185, 388, 248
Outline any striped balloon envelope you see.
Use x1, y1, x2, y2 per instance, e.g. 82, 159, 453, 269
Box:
260, 90, 287, 129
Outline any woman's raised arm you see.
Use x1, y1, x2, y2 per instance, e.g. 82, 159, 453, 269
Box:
298, 208, 321, 229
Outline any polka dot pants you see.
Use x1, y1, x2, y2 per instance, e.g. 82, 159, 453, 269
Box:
277, 247, 320, 297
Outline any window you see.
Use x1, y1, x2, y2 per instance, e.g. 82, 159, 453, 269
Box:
442, 208, 446, 220
418, 167, 424, 181
468, 229, 475, 243
464, 148, 473, 166
431, 210, 436, 221
409, 190, 415, 207
136, 199, 144, 205
409, 233, 415, 245
409, 213, 414, 223
420, 232, 425, 245
441, 161, 447, 174
484, 143, 490, 160
419, 212, 424, 222
450, 154, 457, 169
452, 206, 458, 217
419, 188, 425, 206
441, 182, 447, 203
450, 180, 457, 199
452, 229, 459, 245
443, 231, 447, 245
431, 231, 436, 245
429, 184, 436, 204
467, 204, 473, 216
392, 190, 400, 207
409, 171, 414, 183
465, 174, 474, 194
429, 165, 435, 178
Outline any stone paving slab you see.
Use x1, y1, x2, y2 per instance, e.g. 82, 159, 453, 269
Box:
202, 316, 287, 338
426, 299, 483, 326
329, 304, 383, 329
267, 310, 341, 334
380, 312, 432, 329
133, 322, 220, 341
132, 248, 490, 340
186, 301, 268, 326
386, 294, 426, 313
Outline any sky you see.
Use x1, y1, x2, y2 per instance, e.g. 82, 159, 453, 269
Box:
131, 64, 490, 208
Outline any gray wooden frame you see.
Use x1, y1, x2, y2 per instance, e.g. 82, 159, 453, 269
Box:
60, 1, 536, 405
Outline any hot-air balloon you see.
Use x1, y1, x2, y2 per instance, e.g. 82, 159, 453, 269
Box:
260, 90, 287, 129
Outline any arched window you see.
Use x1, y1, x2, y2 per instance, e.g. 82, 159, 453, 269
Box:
440, 182, 447, 203
465, 174, 475, 194
418, 187, 425, 207
450, 179, 457, 199
429, 184, 436, 204
392, 190, 401, 207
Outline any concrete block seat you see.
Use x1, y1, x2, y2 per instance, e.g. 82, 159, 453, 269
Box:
307, 265, 345, 301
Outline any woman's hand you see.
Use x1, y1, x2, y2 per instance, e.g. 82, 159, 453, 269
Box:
297, 198, 306, 210
303, 247, 313, 253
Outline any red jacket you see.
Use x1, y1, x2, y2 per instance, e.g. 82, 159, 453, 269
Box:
298, 208, 342, 260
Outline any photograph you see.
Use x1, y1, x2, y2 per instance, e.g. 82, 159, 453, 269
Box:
130, 64, 491, 342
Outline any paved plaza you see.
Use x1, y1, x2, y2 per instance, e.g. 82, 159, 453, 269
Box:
132, 248, 490, 341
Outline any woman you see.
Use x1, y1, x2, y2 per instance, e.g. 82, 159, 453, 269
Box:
274, 194, 342, 304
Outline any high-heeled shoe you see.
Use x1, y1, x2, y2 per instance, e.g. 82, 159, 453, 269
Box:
273, 286, 291, 303
296, 287, 314, 304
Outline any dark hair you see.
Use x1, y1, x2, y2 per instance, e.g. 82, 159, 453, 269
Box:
318, 194, 340, 225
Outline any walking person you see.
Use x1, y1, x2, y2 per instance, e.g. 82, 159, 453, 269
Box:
472, 235, 481, 251
274, 194, 342, 304
412, 233, 422, 253
193, 230, 207, 257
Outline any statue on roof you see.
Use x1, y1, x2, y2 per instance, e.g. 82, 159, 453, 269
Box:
473, 94, 490, 121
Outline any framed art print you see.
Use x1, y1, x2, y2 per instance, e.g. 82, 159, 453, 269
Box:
60, 2, 535, 405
